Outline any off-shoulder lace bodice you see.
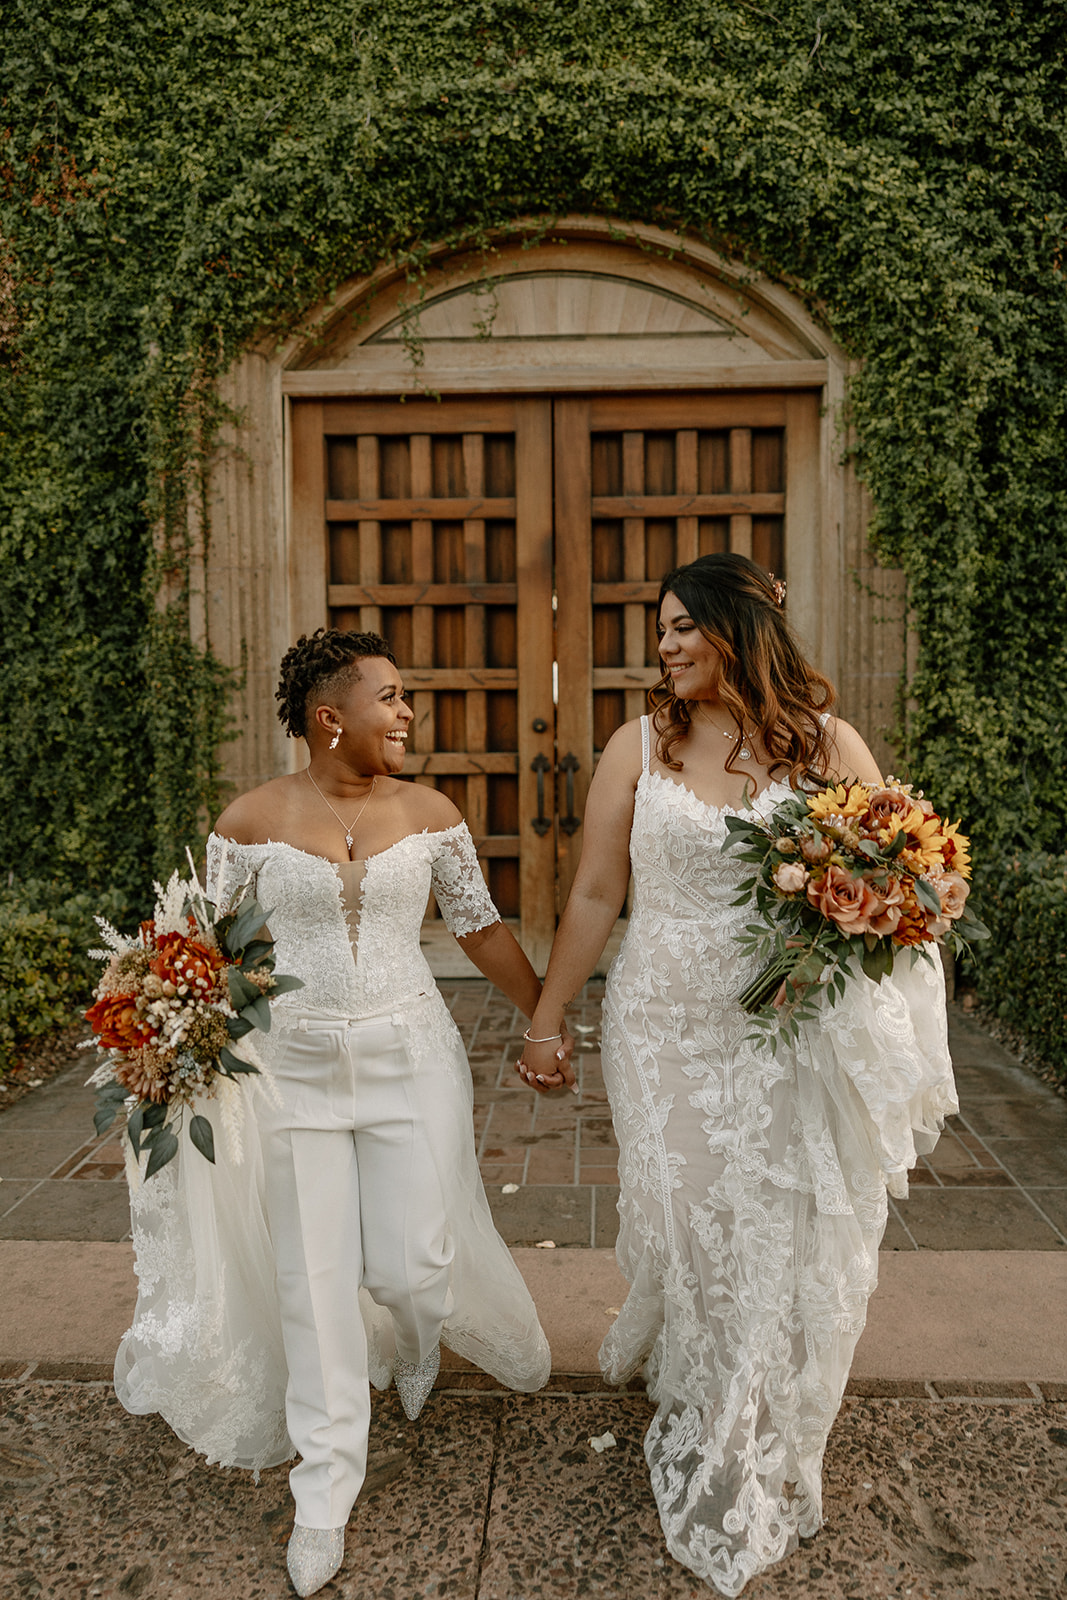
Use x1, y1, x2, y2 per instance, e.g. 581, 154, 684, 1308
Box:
115, 820, 547, 1471
206, 821, 499, 1020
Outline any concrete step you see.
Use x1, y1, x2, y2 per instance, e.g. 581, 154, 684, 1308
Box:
3, 1240, 1065, 1386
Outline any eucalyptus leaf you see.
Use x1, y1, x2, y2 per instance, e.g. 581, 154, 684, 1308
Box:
145, 1127, 180, 1180
239, 938, 276, 967
885, 828, 907, 860
913, 876, 943, 916
228, 897, 272, 954
126, 1103, 145, 1156
94, 1101, 120, 1137
266, 973, 305, 997
220, 1046, 258, 1075
242, 994, 273, 1032
189, 1114, 216, 1164
227, 967, 262, 1009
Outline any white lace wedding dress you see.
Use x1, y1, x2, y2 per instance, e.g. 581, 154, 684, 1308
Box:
114, 822, 550, 1472
599, 719, 956, 1595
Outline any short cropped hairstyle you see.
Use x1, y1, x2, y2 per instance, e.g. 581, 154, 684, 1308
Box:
275, 628, 397, 739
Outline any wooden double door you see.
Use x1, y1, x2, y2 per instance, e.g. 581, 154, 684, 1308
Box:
291, 391, 817, 972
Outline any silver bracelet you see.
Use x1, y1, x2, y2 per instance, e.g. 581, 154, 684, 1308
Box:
523, 1029, 563, 1043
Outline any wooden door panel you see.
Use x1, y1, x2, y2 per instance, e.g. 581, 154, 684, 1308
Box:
293, 396, 555, 972
294, 388, 818, 977
555, 393, 814, 907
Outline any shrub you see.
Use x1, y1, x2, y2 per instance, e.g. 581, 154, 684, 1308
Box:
975, 857, 1067, 1090
0, 882, 122, 1074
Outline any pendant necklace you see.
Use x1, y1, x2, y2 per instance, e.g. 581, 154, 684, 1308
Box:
306, 769, 377, 854
721, 725, 753, 761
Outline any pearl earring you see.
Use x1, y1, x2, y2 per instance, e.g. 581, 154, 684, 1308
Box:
329, 727, 341, 750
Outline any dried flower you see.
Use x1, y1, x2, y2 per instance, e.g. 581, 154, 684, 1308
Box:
85, 864, 301, 1180
182, 1010, 232, 1063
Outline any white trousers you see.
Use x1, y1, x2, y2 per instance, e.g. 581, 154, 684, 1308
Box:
259, 1006, 455, 1529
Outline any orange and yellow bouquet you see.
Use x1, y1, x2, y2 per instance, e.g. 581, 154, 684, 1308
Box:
85, 864, 302, 1178
724, 779, 988, 1047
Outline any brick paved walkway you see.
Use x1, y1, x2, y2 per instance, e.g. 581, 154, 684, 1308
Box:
1, 988, 1066, 1253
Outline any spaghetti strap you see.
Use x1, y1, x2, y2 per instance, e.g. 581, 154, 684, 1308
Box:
641, 715, 651, 774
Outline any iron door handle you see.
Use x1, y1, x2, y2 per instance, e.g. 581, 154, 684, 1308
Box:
559, 752, 581, 835
531, 753, 552, 836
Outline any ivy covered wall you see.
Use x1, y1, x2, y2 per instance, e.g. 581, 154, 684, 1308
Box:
1, 0, 1064, 931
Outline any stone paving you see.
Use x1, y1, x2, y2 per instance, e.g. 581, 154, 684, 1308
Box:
1, 1380, 1065, 1599
2, 990, 1067, 1598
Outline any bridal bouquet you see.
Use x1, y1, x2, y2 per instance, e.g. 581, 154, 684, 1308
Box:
85, 861, 302, 1178
724, 779, 988, 1048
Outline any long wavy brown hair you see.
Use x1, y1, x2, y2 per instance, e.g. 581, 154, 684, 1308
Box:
652, 553, 836, 783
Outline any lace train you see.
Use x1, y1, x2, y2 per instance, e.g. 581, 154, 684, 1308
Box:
598, 741, 956, 1595
115, 825, 550, 1475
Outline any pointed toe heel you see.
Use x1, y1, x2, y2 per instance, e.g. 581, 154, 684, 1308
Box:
286, 1524, 345, 1596
394, 1343, 440, 1421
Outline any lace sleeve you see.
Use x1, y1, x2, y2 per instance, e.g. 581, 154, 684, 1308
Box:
431, 824, 502, 939
206, 833, 259, 913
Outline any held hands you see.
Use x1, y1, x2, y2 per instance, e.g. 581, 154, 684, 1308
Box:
515, 1022, 577, 1095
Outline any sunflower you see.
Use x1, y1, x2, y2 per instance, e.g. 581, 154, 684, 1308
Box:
807, 782, 872, 822
940, 820, 972, 880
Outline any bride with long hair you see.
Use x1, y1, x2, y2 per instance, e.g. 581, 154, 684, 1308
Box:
519, 553, 955, 1594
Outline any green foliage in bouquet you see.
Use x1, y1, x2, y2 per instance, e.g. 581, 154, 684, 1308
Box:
0, 0, 1062, 1057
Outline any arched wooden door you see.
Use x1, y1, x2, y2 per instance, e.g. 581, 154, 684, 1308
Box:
289, 387, 819, 974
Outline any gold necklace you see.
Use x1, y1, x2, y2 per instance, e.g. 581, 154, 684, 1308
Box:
305, 769, 377, 854
697, 705, 754, 761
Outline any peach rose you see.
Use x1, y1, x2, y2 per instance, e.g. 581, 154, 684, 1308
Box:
936, 872, 970, 918
800, 834, 832, 865
773, 861, 809, 894
867, 788, 912, 827
927, 872, 970, 936
865, 875, 907, 936
806, 864, 881, 936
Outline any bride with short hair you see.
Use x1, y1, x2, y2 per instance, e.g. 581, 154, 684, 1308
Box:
116, 628, 559, 1596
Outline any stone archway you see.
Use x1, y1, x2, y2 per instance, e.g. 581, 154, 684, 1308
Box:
197, 218, 903, 962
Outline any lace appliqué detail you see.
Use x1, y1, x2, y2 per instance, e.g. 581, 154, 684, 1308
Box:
116, 1144, 292, 1474
207, 823, 497, 1022
599, 751, 957, 1596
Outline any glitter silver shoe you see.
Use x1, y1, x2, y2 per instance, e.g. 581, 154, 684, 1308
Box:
394, 1343, 440, 1421
286, 1525, 345, 1597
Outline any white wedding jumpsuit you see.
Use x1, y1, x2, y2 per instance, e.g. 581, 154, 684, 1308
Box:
599, 718, 957, 1595
114, 823, 550, 1528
